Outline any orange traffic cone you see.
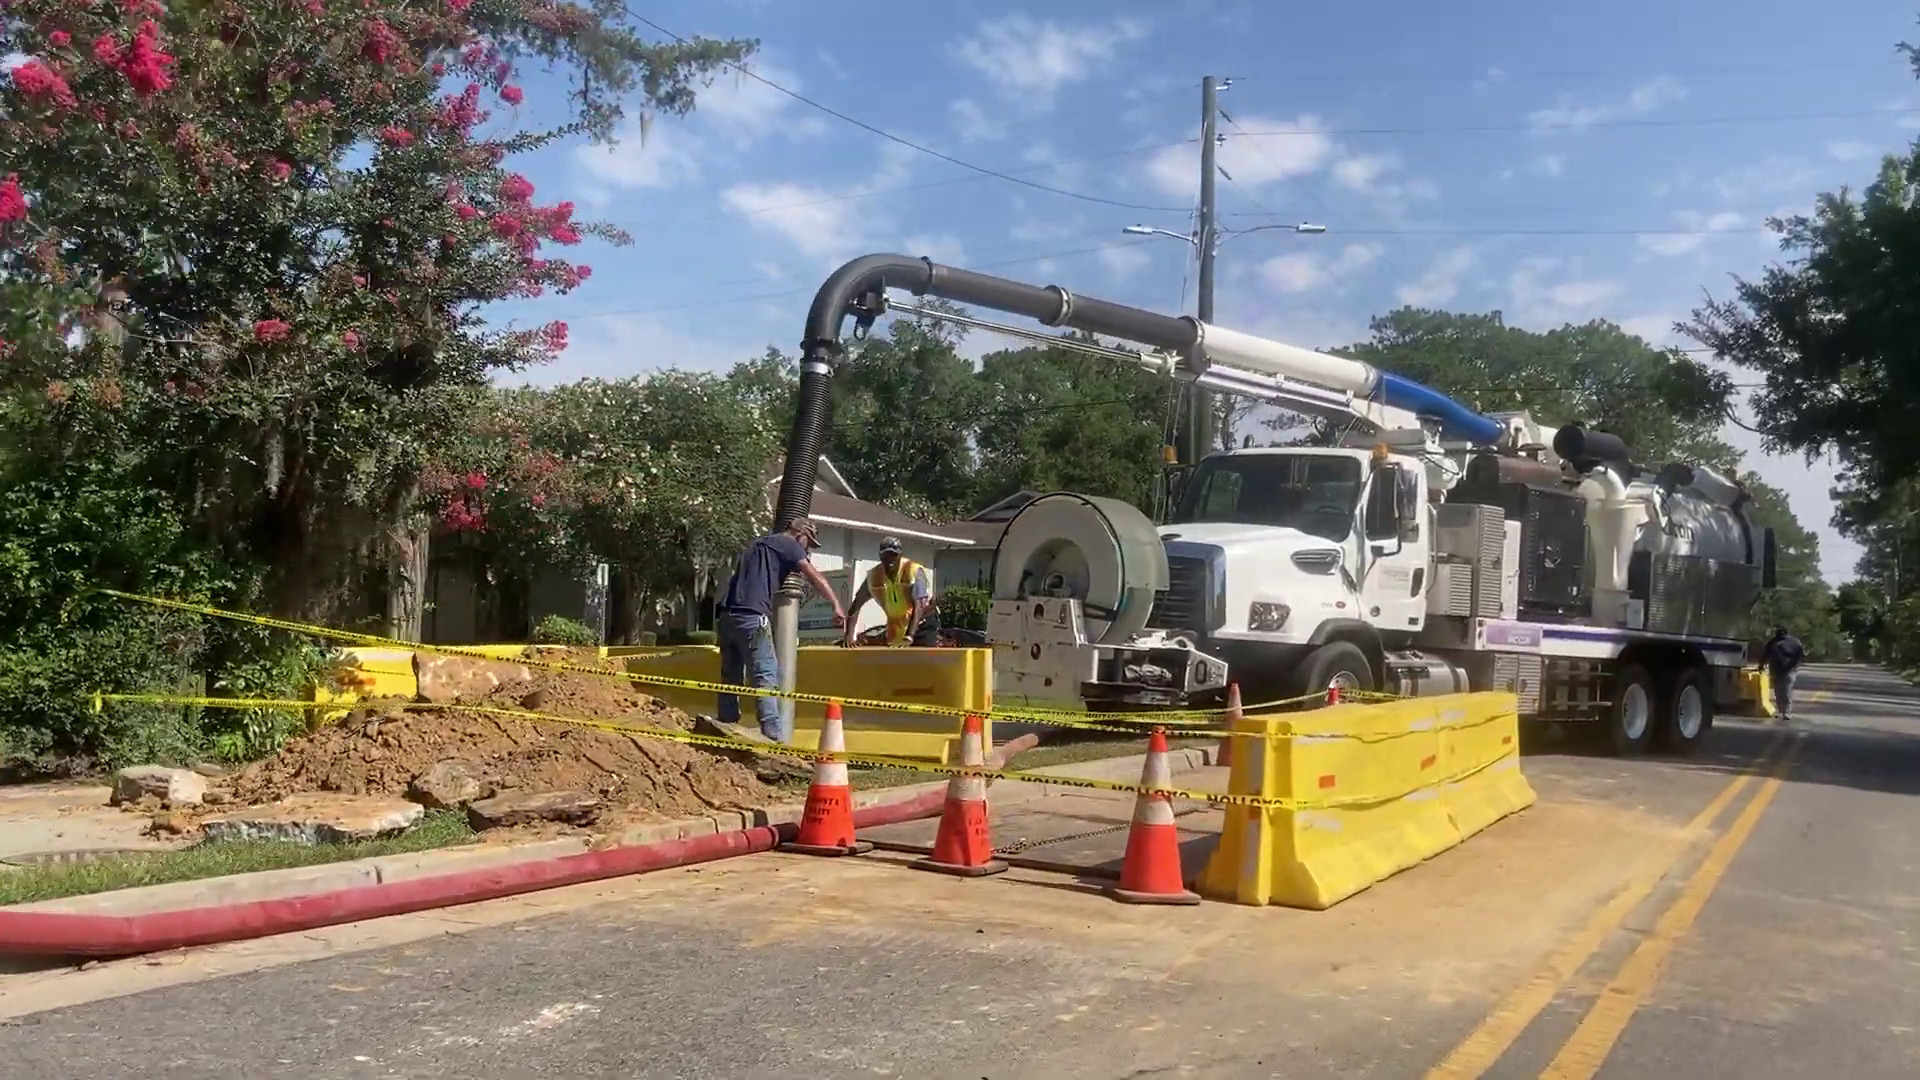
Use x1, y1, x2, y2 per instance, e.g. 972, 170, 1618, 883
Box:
914, 714, 1008, 878
1106, 728, 1201, 905
780, 700, 873, 857
1214, 683, 1243, 768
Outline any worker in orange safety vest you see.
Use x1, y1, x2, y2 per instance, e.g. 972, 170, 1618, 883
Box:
842, 536, 940, 647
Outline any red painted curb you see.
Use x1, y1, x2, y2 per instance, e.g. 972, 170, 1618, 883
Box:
0, 789, 947, 959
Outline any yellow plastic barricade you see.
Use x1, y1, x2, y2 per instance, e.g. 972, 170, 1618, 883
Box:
617, 646, 992, 764
1198, 691, 1535, 910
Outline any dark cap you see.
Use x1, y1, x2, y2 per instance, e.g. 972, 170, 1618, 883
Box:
879, 536, 902, 554
788, 517, 819, 546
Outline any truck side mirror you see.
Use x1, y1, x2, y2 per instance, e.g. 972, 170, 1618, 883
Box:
1761, 527, 1778, 589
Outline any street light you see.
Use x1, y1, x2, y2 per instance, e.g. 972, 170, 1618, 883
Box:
1122, 221, 1328, 252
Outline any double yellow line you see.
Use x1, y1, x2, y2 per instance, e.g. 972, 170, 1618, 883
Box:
1427, 725, 1805, 1079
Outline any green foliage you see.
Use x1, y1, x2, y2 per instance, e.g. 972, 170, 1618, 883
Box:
829, 312, 984, 513
938, 584, 991, 631
532, 614, 599, 647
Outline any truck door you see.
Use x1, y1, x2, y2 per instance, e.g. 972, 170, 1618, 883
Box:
1358, 460, 1429, 632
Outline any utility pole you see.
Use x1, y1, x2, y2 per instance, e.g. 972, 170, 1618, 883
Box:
1181, 75, 1223, 467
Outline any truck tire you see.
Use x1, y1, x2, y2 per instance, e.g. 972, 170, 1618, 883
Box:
1656, 664, 1714, 756
1606, 663, 1657, 756
1293, 642, 1374, 707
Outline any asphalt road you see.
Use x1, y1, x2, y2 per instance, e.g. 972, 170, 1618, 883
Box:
2, 663, 1917, 1079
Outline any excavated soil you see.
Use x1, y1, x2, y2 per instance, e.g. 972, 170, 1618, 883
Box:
223, 658, 774, 822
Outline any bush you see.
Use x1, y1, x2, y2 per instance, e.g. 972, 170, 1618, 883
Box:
939, 584, 991, 631
531, 614, 600, 647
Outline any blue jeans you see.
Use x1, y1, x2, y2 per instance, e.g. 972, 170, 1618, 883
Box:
718, 611, 787, 742
1771, 666, 1796, 717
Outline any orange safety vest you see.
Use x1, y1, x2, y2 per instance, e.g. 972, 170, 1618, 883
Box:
867, 557, 927, 646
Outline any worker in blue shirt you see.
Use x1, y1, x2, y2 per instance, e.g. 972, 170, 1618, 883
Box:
716, 517, 844, 743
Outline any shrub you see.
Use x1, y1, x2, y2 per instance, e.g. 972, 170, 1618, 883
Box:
939, 584, 991, 631
531, 614, 599, 647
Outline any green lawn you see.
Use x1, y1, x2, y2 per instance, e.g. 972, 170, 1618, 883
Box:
0, 810, 475, 907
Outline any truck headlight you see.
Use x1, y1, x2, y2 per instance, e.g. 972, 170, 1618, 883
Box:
1249, 602, 1291, 632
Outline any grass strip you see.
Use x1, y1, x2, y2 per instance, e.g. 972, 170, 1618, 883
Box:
0, 809, 475, 907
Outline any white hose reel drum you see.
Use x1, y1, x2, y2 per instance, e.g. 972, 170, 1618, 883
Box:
991, 493, 1169, 646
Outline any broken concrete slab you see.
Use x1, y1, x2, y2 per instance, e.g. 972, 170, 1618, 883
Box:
109, 766, 208, 808
413, 654, 532, 704
467, 789, 601, 830
201, 793, 424, 845
406, 760, 485, 809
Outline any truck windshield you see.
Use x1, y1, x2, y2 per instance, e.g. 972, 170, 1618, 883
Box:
1171, 454, 1363, 541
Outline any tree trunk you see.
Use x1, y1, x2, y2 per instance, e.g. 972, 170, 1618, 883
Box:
611, 565, 646, 645
385, 512, 431, 643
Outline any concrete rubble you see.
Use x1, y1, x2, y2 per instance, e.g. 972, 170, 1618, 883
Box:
201, 793, 425, 844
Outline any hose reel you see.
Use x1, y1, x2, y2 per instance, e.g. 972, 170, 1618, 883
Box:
991, 493, 1169, 646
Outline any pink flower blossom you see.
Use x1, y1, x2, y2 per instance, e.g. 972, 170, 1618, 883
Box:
499, 84, 524, 106
464, 470, 487, 491
455, 203, 478, 220
361, 19, 401, 67
576, 265, 592, 280
118, 21, 175, 96
447, 0, 472, 11
305, 0, 324, 14
342, 330, 361, 349
91, 34, 119, 64
490, 214, 522, 238
253, 319, 292, 343
47, 31, 71, 48
540, 320, 568, 353
380, 125, 415, 147
549, 223, 581, 245
352, 274, 367, 287
8, 60, 77, 109
0, 174, 27, 224
270, 160, 292, 181
499, 173, 534, 202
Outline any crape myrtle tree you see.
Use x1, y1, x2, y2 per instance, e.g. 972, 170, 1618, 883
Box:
0, 0, 752, 764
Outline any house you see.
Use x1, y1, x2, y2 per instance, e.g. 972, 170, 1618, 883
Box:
930, 490, 1040, 590
420, 455, 980, 645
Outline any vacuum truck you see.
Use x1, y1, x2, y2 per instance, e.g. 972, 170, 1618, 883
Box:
790, 254, 1779, 756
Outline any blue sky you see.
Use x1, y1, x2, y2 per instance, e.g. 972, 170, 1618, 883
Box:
366, 3, 1920, 580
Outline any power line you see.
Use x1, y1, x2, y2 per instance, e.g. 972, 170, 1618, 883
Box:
1233, 106, 1916, 138
1237, 58, 1891, 85
623, 9, 1192, 214
617, 140, 1196, 232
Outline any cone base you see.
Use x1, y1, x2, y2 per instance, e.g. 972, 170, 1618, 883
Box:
912, 856, 1009, 878
779, 840, 875, 857
1105, 884, 1202, 906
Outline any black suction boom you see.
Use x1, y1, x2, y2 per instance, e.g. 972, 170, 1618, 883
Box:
1552, 424, 1633, 475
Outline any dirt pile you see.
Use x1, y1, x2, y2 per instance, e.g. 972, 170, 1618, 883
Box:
224, 658, 775, 823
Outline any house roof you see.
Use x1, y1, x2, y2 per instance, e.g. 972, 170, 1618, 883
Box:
806, 491, 977, 547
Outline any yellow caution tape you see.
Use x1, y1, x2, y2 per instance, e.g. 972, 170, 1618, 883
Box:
88, 691, 1512, 811
96, 589, 1393, 737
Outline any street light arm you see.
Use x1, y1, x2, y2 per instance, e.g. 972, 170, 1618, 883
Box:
1213, 222, 1329, 250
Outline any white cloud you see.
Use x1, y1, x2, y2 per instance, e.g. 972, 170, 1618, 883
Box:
1257, 243, 1381, 295
1528, 76, 1685, 133
1530, 153, 1567, 177
1706, 155, 1820, 204
1506, 257, 1627, 327
1827, 140, 1880, 163
1328, 151, 1438, 216
722, 182, 869, 261
1099, 244, 1152, 281
2, 53, 26, 73
1145, 114, 1335, 197
1638, 209, 1744, 258
511, 314, 758, 383
1397, 248, 1476, 306
902, 233, 969, 266
573, 59, 825, 191
949, 98, 1005, 142
1618, 313, 1683, 348
952, 15, 1148, 103
1472, 67, 1508, 95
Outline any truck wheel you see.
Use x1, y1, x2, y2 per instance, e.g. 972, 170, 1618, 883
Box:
1294, 642, 1374, 707
1656, 665, 1714, 756
1606, 663, 1657, 755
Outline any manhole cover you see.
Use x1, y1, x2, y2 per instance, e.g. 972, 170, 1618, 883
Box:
0, 848, 149, 868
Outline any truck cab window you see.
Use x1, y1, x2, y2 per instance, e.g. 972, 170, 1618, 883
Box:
1170, 454, 1363, 542
1364, 467, 1401, 541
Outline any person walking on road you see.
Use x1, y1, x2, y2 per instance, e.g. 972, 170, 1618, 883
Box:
1763, 624, 1806, 722
716, 517, 844, 743
843, 537, 940, 648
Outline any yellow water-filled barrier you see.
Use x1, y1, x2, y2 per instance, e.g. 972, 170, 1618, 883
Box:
1197, 691, 1535, 910
1734, 666, 1776, 718
614, 646, 993, 764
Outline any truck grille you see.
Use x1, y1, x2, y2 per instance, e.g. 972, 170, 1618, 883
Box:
1148, 555, 1209, 631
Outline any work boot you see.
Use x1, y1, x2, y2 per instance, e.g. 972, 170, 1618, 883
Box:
692, 715, 809, 783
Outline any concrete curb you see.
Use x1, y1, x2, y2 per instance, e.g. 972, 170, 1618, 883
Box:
1, 748, 1212, 920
